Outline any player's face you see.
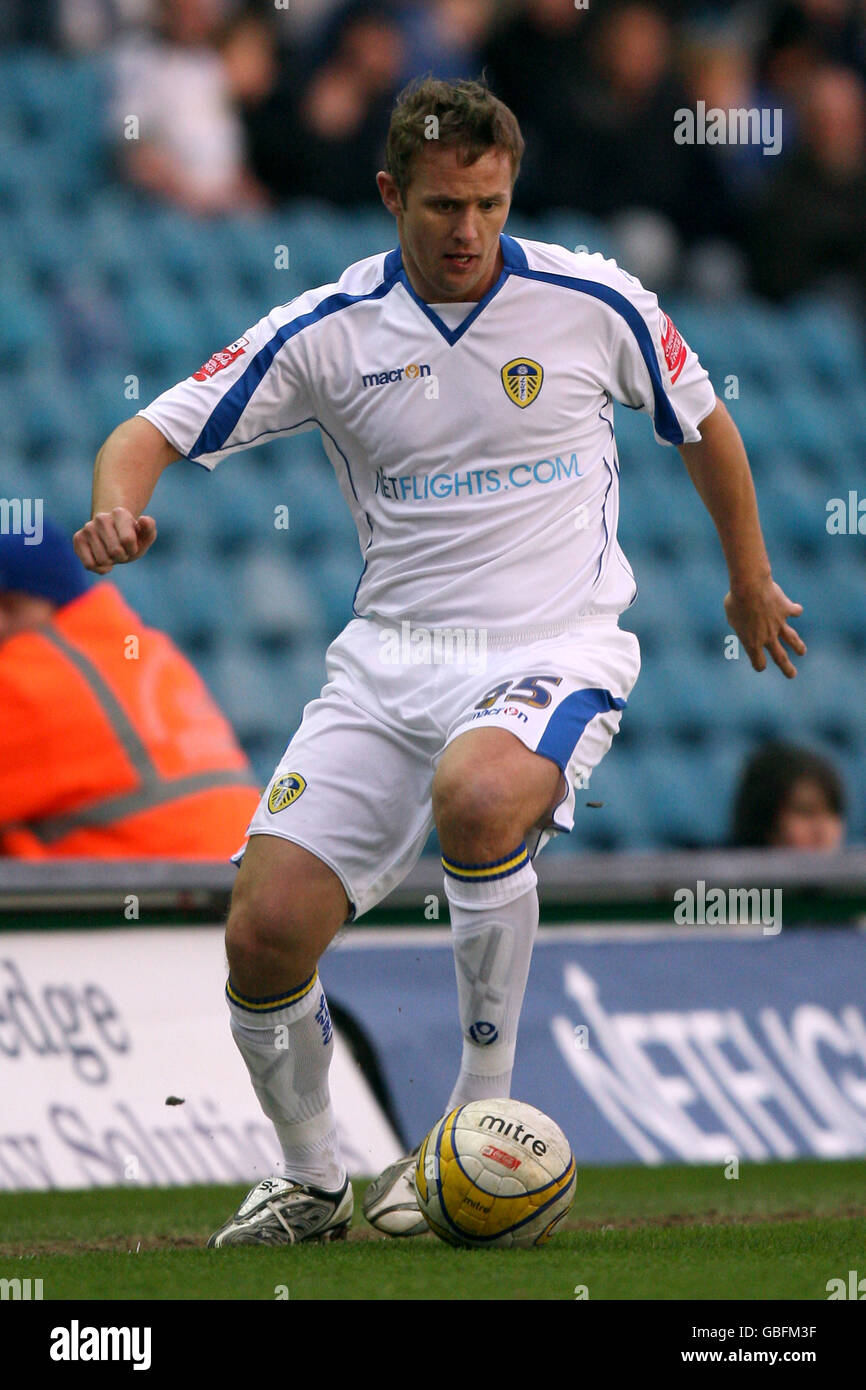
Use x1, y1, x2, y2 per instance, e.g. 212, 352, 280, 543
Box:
378, 145, 513, 303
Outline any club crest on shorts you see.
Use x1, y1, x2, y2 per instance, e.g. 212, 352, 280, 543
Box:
267, 773, 306, 814
501, 357, 543, 408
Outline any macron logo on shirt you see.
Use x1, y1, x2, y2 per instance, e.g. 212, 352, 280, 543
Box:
362, 362, 432, 388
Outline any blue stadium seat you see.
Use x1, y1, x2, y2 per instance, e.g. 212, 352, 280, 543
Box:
38, 457, 94, 537
822, 552, 866, 644
623, 565, 681, 647
265, 201, 371, 290
785, 298, 865, 387
199, 634, 328, 754
725, 393, 780, 460
314, 546, 365, 634
104, 557, 163, 631
0, 287, 51, 365
123, 281, 202, 361
87, 192, 155, 292
775, 377, 843, 460
232, 551, 329, 640
18, 366, 97, 455
534, 210, 619, 262
757, 463, 831, 544
280, 638, 330, 716
202, 638, 287, 742
1, 54, 864, 846
582, 749, 655, 846
775, 646, 863, 750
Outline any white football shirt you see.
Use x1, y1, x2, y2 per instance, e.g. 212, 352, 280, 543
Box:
139, 235, 717, 631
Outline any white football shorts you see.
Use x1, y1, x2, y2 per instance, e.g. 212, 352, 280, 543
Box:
235, 614, 640, 918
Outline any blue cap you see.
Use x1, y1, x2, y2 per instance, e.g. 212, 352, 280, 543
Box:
0, 514, 90, 606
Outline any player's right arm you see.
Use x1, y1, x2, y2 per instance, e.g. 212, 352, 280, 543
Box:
75, 292, 324, 574
74, 416, 180, 574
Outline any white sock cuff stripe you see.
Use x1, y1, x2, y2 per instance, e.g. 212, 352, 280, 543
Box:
226, 973, 325, 1026
442, 843, 529, 883
444, 855, 537, 909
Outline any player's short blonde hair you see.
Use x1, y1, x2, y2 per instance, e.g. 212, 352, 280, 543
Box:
385, 76, 525, 201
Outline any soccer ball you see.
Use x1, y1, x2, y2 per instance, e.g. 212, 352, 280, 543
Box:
414, 1099, 576, 1248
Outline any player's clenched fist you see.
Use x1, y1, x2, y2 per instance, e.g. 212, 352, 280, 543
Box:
73, 508, 157, 574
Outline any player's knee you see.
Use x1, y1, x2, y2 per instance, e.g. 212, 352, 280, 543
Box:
432, 764, 521, 844
224, 877, 329, 980
224, 838, 349, 985
225, 894, 298, 981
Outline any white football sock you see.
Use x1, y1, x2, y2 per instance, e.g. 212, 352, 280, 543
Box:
227, 972, 346, 1192
442, 844, 539, 1112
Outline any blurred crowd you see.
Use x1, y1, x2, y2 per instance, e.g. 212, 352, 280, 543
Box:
3, 0, 866, 300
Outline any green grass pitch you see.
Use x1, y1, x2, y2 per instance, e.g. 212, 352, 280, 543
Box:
1, 1159, 863, 1301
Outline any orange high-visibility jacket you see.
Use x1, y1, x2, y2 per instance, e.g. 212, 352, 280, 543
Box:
0, 583, 261, 858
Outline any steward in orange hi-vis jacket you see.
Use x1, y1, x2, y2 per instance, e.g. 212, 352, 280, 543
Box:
0, 517, 260, 858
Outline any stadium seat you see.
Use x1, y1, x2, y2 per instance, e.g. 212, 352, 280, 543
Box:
123, 281, 202, 362
231, 551, 329, 641
785, 298, 865, 388
313, 546, 366, 634
202, 638, 288, 744
582, 748, 655, 846
1, 51, 864, 846
0, 286, 52, 366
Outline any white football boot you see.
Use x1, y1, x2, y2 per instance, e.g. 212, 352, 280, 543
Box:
207, 1175, 353, 1247
362, 1148, 428, 1236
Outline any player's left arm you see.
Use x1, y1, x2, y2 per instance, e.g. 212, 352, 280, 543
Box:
678, 397, 806, 678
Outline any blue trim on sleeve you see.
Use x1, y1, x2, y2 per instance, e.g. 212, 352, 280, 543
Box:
189, 257, 403, 460
499, 233, 529, 270
382, 246, 402, 280
536, 687, 627, 771
506, 267, 685, 445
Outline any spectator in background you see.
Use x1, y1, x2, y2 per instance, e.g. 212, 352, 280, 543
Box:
223, 5, 307, 203
111, 0, 268, 216
398, 0, 496, 83
482, 0, 592, 213
682, 35, 772, 205
748, 64, 866, 302
267, 0, 345, 49
559, 2, 735, 247
58, 0, 156, 50
292, 2, 406, 206
0, 518, 260, 859
759, 0, 866, 89
675, 27, 768, 295
731, 742, 847, 850
752, 1, 866, 162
